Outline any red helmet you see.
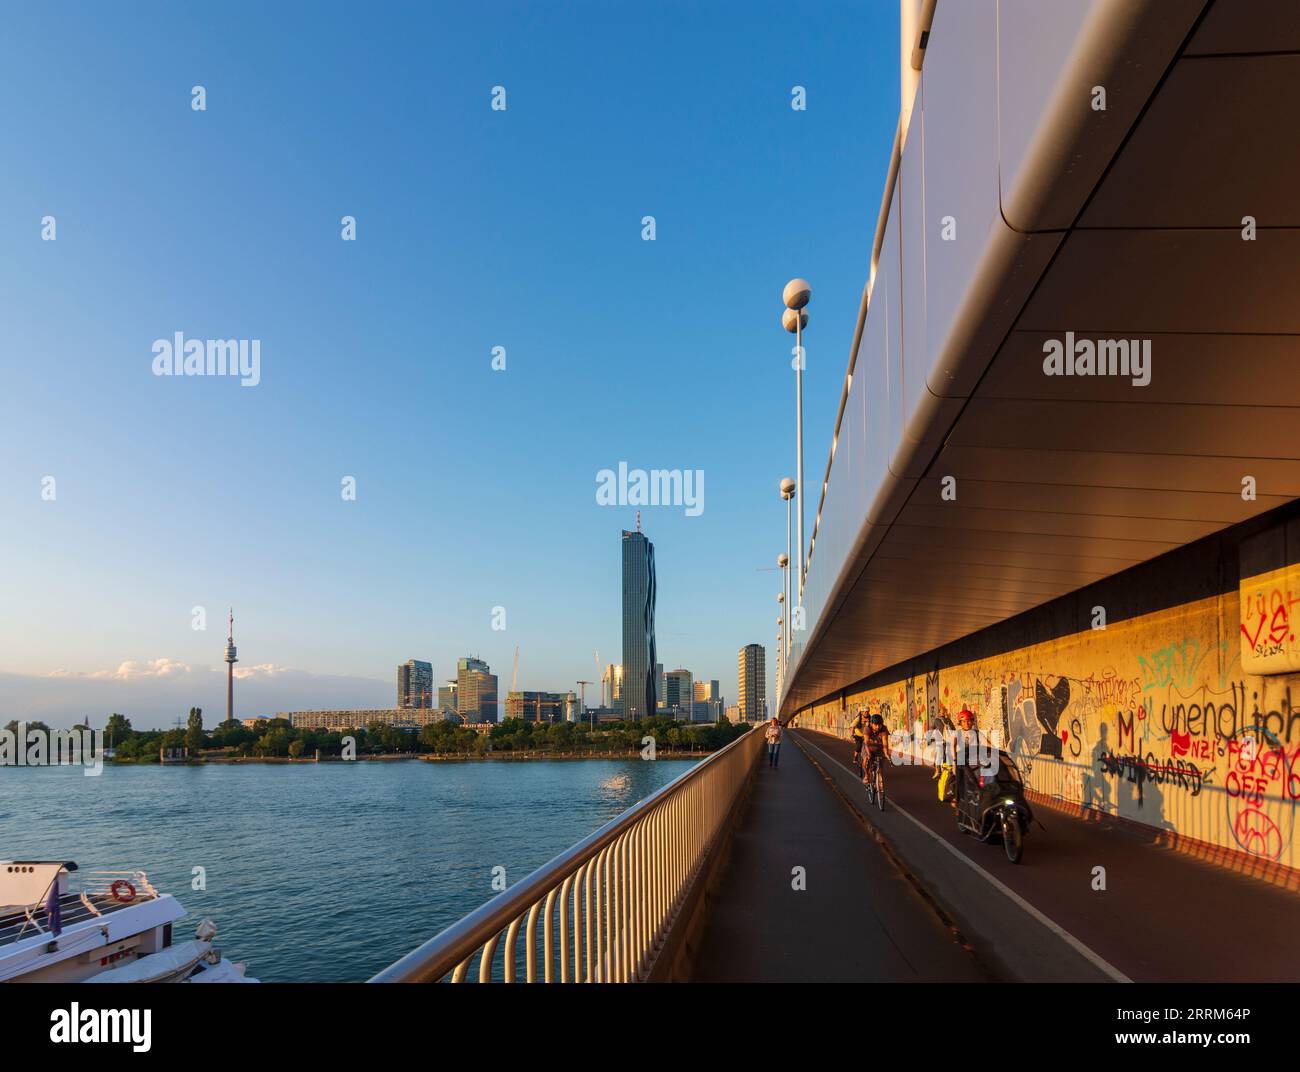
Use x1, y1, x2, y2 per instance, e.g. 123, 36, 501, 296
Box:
957, 707, 975, 727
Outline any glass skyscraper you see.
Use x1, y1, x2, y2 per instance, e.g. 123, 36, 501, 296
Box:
397, 659, 434, 709
621, 527, 657, 722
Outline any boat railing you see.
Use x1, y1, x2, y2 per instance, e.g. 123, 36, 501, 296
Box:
0, 868, 156, 946
79, 870, 158, 903
370, 725, 764, 983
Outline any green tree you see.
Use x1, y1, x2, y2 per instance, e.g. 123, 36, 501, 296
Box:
185, 707, 206, 753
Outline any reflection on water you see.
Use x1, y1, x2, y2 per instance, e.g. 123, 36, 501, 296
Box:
599, 772, 631, 796
0, 756, 696, 981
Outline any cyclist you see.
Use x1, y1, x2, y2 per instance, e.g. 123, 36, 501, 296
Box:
850, 709, 867, 773
862, 713, 890, 791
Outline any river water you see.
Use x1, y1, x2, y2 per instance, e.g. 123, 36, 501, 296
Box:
0, 756, 695, 981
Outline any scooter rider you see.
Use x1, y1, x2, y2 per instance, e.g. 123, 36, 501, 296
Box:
950, 707, 984, 811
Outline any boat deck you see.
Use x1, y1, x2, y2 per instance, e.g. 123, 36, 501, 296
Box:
0, 890, 142, 947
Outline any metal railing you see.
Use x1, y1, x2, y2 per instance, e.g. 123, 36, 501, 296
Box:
370, 726, 764, 982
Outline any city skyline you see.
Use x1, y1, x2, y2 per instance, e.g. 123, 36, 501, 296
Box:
0, 1, 900, 729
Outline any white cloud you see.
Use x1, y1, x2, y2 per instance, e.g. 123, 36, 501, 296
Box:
230, 663, 293, 680
91, 658, 193, 681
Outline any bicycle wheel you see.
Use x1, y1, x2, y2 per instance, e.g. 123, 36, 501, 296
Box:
875, 767, 885, 812
1003, 813, 1023, 863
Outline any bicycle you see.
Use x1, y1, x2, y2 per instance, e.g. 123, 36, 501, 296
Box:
863, 750, 885, 811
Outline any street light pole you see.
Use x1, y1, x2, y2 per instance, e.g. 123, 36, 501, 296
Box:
782, 280, 811, 600
780, 478, 795, 663
776, 590, 786, 697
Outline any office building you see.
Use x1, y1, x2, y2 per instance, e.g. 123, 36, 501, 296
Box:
505, 690, 568, 723
621, 524, 657, 722
738, 644, 767, 723
286, 708, 443, 731
397, 659, 434, 709
663, 669, 693, 718
437, 680, 458, 714
458, 656, 499, 723
602, 663, 623, 710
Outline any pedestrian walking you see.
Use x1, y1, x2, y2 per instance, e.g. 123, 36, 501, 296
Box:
766, 717, 783, 768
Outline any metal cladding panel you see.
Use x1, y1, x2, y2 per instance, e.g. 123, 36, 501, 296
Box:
910, 474, 1285, 527
937, 445, 1300, 499
952, 396, 1300, 460
1185, 0, 1300, 54
1081, 54, 1300, 228
918, 0, 1000, 396
1019, 229, 1300, 334
995, 0, 1207, 232
778, 0, 1300, 719
982, 331, 1300, 407
862, 220, 896, 524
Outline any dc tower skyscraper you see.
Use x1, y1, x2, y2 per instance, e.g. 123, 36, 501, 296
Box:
621, 516, 657, 722
224, 608, 238, 725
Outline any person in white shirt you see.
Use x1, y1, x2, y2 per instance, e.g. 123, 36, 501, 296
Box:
765, 717, 783, 768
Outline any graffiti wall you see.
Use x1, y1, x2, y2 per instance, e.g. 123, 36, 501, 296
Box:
795, 590, 1300, 871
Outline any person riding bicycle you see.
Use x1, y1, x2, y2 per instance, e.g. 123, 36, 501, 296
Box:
850, 710, 867, 773
861, 713, 889, 788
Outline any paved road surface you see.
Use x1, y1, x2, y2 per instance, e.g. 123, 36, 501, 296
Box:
690, 732, 995, 982
795, 728, 1300, 983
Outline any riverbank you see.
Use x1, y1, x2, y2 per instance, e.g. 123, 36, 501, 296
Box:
114, 750, 711, 766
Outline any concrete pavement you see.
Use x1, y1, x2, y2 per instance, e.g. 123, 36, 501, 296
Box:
689, 732, 996, 983
794, 728, 1300, 983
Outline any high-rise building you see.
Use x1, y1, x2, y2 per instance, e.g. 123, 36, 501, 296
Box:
505, 690, 567, 723
692, 679, 722, 723
457, 657, 499, 723
738, 644, 767, 722
437, 680, 458, 714
663, 669, 693, 717
621, 524, 657, 722
397, 659, 434, 709
602, 663, 623, 710
693, 679, 720, 703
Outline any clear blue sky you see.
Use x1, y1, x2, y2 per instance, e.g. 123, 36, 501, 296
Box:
0, 0, 899, 726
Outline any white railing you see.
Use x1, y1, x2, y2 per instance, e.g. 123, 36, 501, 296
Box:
370, 726, 763, 982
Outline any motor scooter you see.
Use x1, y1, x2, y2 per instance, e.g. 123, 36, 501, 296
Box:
953, 750, 1035, 863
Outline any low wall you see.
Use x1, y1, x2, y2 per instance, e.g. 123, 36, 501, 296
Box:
793, 509, 1300, 875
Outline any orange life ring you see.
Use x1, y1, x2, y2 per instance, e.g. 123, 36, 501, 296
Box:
109, 879, 136, 903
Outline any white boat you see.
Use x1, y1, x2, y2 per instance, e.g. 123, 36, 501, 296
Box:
0, 860, 257, 983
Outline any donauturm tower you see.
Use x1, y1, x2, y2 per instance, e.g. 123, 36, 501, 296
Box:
225, 609, 238, 725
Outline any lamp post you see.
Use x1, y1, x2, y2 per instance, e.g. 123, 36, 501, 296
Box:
776, 616, 784, 701
779, 478, 795, 661
776, 591, 786, 697
782, 279, 811, 601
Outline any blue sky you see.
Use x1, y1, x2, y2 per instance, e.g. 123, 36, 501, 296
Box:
0, 0, 899, 727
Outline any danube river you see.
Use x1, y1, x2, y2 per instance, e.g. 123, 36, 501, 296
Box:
0, 757, 696, 981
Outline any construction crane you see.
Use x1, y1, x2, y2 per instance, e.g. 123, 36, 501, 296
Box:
577, 679, 597, 730
511, 645, 520, 721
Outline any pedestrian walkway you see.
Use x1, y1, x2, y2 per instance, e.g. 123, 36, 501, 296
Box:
793, 728, 1300, 983
689, 727, 994, 982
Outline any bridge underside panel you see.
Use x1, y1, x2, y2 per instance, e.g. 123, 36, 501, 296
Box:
783, 0, 1300, 717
